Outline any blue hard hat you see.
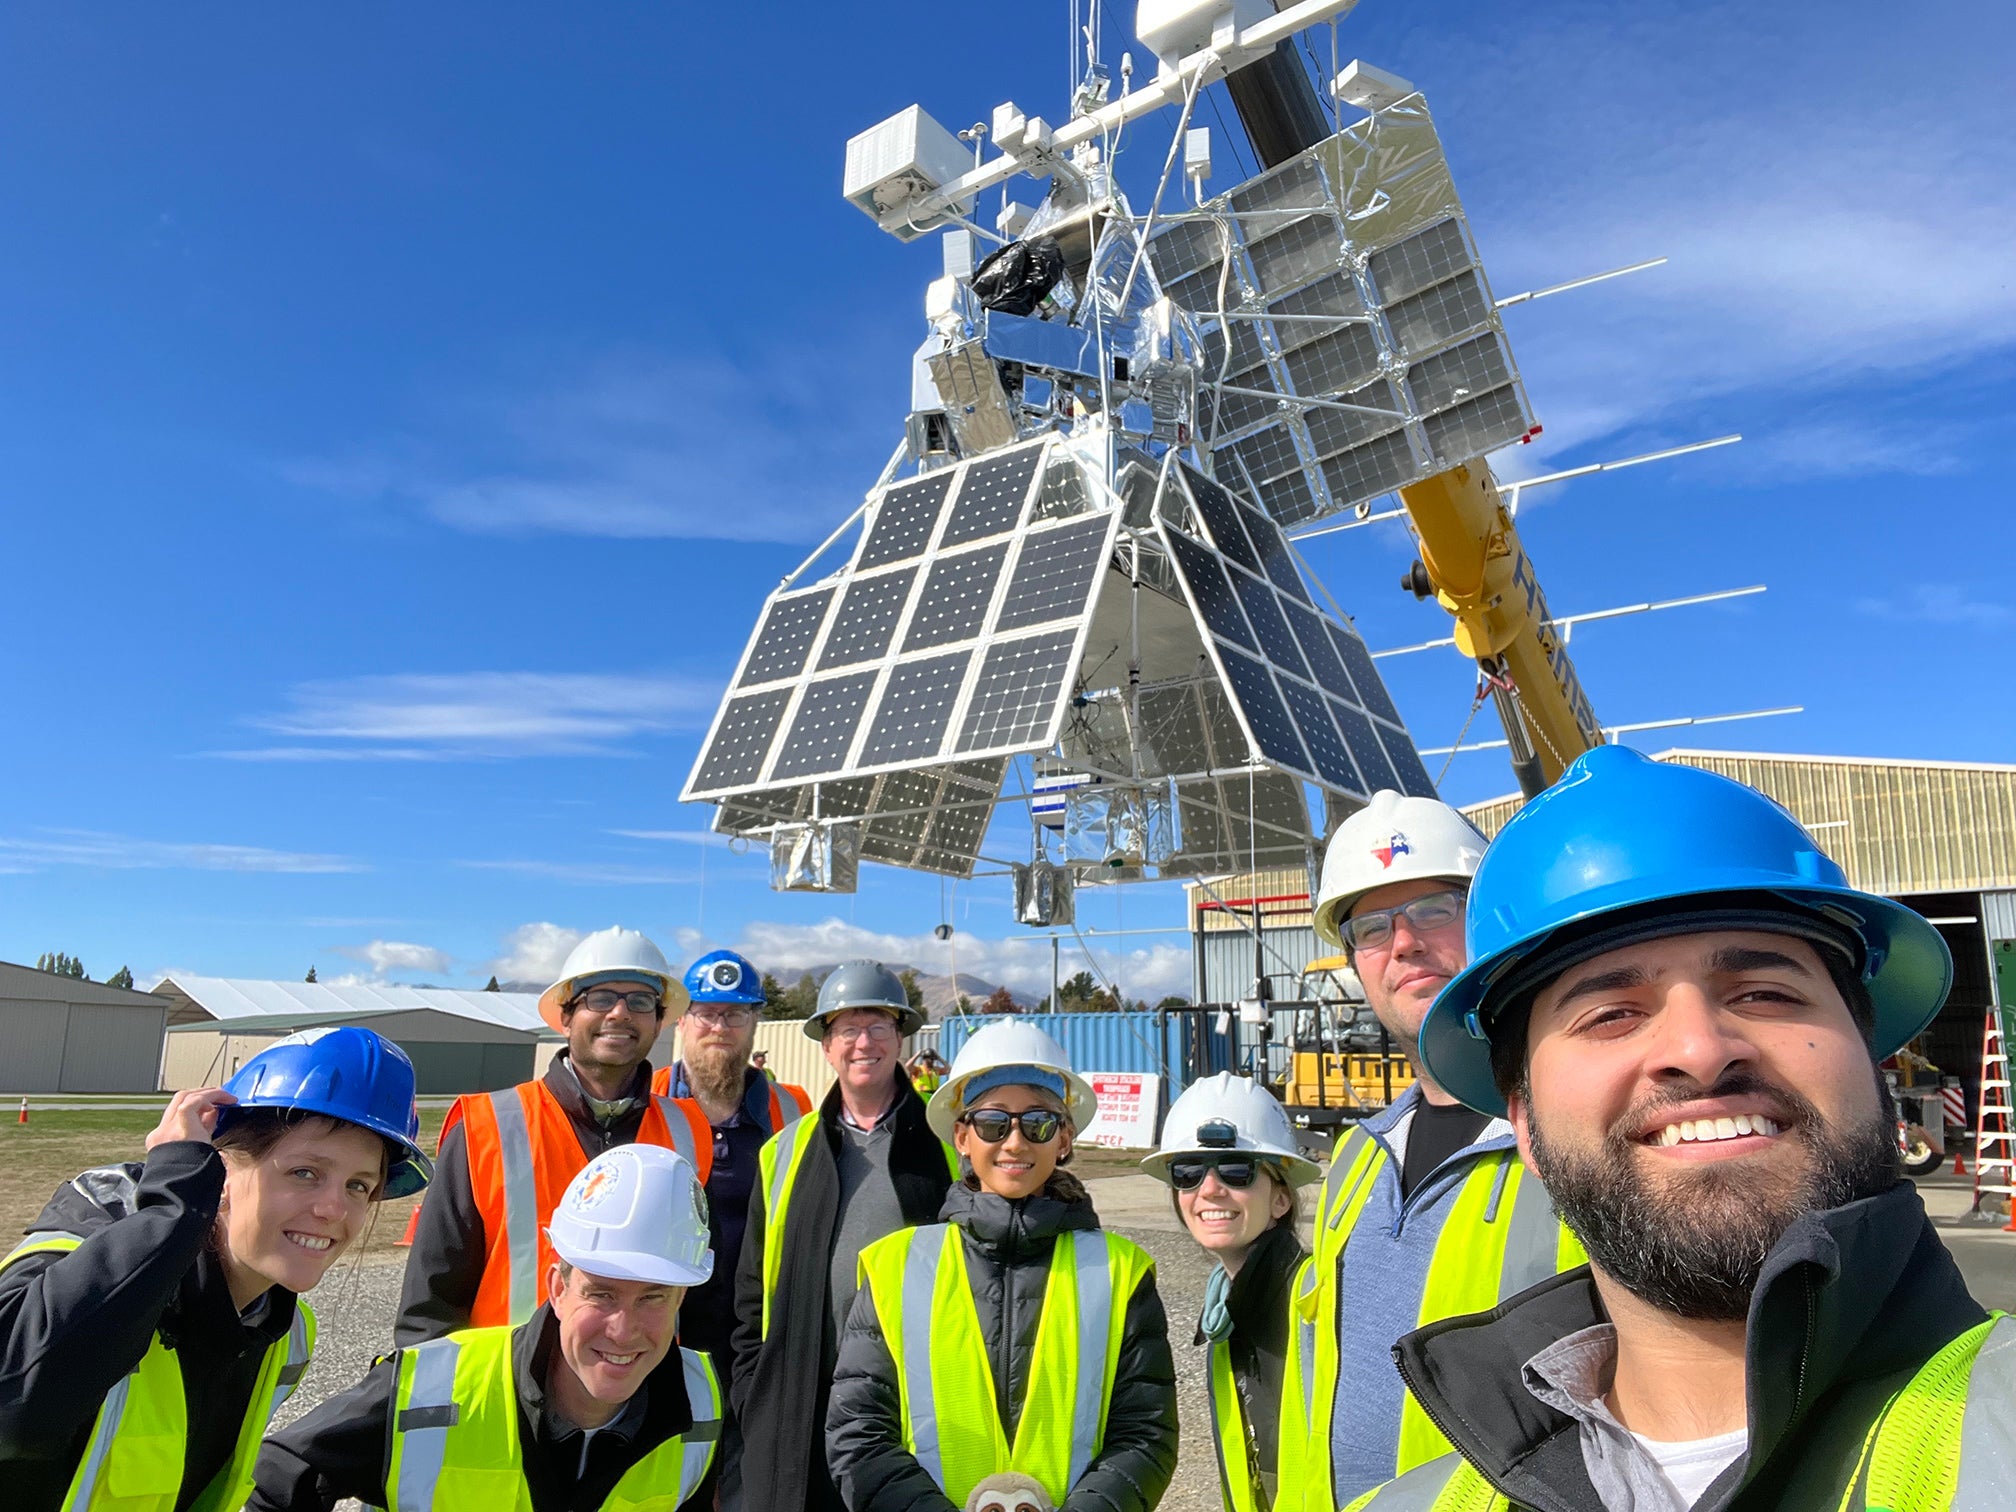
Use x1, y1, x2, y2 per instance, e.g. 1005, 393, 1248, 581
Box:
685, 949, 765, 1006
1421, 746, 1953, 1115
217, 1026, 434, 1199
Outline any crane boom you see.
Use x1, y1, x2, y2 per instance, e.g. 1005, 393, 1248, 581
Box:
1398, 463, 1602, 795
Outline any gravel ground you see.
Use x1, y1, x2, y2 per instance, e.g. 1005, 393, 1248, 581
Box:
279, 1182, 1234, 1512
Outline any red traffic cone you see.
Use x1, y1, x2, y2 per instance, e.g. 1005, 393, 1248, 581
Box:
15, 1098, 26, 1125
1952, 1147, 1967, 1176
396, 1204, 422, 1246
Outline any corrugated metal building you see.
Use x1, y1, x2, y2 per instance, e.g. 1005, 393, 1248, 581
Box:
156, 977, 556, 1095
0, 960, 172, 1093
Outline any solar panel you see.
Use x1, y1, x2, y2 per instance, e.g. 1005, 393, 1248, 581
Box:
957, 628, 1079, 752
905, 544, 1009, 650
1165, 529, 1258, 653
858, 471, 954, 570
941, 444, 1044, 546
692, 689, 793, 792
856, 650, 970, 766
817, 568, 916, 670
994, 515, 1114, 632
714, 759, 1007, 879
768, 672, 879, 780
739, 589, 833, 688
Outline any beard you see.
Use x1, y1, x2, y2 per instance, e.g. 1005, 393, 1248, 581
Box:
683, 1038, 751, 1106
1528, 1068, 1900, 1321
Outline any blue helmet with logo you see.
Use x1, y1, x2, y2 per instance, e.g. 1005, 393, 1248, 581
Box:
217, 1026, 434, 1199
1421, 745, 1952, 1115
685, 949, 765, 1007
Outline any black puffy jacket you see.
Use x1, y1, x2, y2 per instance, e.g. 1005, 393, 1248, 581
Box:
827, 1181, 1179, 1512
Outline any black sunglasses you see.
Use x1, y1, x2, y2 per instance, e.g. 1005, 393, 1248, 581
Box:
959, 1108, 1063, 1145
1168, 1155, 1262, 1191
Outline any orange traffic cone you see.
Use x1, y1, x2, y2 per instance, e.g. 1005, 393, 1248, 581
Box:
1952, 1147, 1968, 1176
15, 1098, 26, 1125
397, 1204, 422, 1246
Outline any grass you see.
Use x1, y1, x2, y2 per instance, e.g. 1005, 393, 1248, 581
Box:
0, 1106, 451, 1257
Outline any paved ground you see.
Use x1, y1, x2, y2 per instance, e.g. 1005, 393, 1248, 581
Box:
283, 1170, 2009, 1512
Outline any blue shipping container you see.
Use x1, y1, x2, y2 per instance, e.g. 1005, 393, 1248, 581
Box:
938, 1010, 1232, 1096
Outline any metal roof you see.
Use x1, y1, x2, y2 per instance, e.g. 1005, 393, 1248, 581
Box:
156, 976, 554, 1041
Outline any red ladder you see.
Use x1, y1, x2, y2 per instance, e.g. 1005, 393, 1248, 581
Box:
1967, 1004, 2013, 1230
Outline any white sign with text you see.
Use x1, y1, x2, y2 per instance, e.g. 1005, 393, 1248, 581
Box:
1083, 1071, 1161, 1148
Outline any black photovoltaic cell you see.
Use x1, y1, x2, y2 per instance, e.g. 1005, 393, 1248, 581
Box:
1424, 386, 1528, 466
1229, 424, 1303, 489
739, 588, 832, 688
994, 516, 1111, 632
1380, 721, 1440, 798
858, 472, 953, 570
1229, 567, 1309, 680
1246, 213, 1341, 295
1279, 677, 1363, 793
768, 672, 878, 780
1151, 217, 1226, 283
1237, 502, 1312, 604
856, 652, 970, 766
1137, 685, 1210, 777
1035, 457, 1093, 521
1407, 333, 1513, 415
1388, 272, 1494, 359
957, 629, 1078, 752
1282, 321, 1383, 400
1250, 469, 1320, 530
1186, 473, 1263, 574
1320, 429, 1419, 506
1215, 645, 1310, 773
1230, 154, 1325, 218
692, 689, 793, 792
941, 444, 1042, 546
1367, 219, 1473, 305
1331, 697, 1401, 793
1283, 598, 1353, 699
1326, 621, 1404, 725
904, 544, 1008, 651
1166, 530, 1256, 653
1266, 272, 1365, 351
1302, 378, 1404, 457
816, 568, 916, 670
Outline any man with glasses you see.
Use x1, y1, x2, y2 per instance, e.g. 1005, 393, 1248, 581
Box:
732, 961, 957, 1512
1290, 794, 1586, 1508
395, 926, 714, 1343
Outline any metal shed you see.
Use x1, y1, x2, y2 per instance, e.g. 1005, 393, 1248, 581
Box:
154, 977, 558, 1095
0, 960, 172, 1093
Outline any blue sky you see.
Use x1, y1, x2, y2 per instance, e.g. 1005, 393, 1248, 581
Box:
1, 2, 2010, 1004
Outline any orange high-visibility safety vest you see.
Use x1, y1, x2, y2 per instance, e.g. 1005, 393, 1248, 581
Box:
651, 1066, 813, 1134
448, 1080, 714, 1328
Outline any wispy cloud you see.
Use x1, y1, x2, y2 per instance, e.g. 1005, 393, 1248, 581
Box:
1856, 584, 2012, 628
216, 671, 717, 761
487, 922, 584, 984
608, 828, 739, 848
336, 939, 454, 976
281, 351, 898, 544
461, 859, 698, 886
0, 829, 362, 874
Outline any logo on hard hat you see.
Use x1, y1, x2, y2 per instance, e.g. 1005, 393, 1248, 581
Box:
709, 960, 743, 991
1372, 834, 1412, 868
577, 1164, 621, 1211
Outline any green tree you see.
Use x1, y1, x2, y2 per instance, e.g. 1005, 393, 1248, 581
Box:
780, 971, 820, 1020
898, 969, 927, 1016
1155, 994, 1187, 1012
956, 993, 973, 1015
759, 972, 798, 1020
106, 966, 135, 990
305, 966, 318, 983
483, 976, 501, 992
982, 985, 1017, 1015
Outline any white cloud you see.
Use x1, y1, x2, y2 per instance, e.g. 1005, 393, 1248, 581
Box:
337, 939, 454, 976
488, 923, 585, 984
1856, 584, 2012, 629
733, 918, 1193, 1005
220, 671, 717, 761
0, 829, 361, 874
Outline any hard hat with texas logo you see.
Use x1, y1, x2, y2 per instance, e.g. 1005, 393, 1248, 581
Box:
1312, 790, 1489, 949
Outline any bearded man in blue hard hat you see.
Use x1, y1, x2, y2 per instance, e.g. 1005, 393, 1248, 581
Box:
1344, 746, 2011, 1512
1294, 791, 1588, 1508
252, 1144, 721, 1512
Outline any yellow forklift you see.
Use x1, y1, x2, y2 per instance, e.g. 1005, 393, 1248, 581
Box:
1269, 954, 1415, 1158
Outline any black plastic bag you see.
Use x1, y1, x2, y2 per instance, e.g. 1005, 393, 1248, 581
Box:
971, 236, 1065, 316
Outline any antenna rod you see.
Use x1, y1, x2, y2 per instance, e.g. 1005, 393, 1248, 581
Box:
1496, 256, 1667, 309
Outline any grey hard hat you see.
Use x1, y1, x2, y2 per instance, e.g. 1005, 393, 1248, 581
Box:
804, 959, 925, 1040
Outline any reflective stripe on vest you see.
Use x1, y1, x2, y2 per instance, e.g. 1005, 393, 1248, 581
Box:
754, 1112, 960, 1339
1208, 1333, 1262, 1512
857, 1222, 1153, 1507
768, 1082, 812, 1136
1338, 1455, 1501, 1512
388, 1327, 722, 1512
0, 1234, 315, 1512
454, 1082, 713, 1328
1275, 1257, 1321, 1512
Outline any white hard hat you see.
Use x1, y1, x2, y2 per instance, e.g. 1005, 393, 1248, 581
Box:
1141, 1072, 1320, 1187
538, 926, 689, 1032
928, 1017, 1098, 1144
547, 1145, 714, 1287
1312, 790, 1488, 949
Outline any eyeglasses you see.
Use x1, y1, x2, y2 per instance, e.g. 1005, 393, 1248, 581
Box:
1168, 1155, 1263, 1190
685, 1006, 755, 1027
572, 989, 665, 1017
828, 1019, 899, 1044
959, 1108, 1063, 1145
1342, 888, 1465, 952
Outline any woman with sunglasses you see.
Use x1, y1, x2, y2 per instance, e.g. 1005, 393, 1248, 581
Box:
828, 1018, 1178, 1512
1143, 1074, 1321, 1512
0, 1026, 430, 1512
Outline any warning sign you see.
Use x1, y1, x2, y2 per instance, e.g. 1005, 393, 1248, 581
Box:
1082, 1072, 1160, 1149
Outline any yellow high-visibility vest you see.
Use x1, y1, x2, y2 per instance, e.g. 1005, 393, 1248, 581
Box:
1286, 1127, 1588, 1512
384, 1325, 720, 1511
754, 1113, 960, 1339
1340, 1313, 2016, 1512
856, 1222, 1155, 1508
0, 1231, 315, 1512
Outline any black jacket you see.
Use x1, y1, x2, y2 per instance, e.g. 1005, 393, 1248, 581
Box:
1390, 1181, 1987, 1512
395, 1053, 658, 1345
731, 1077, 955, 1512
249, 1303, 717, 1512
1203, 1222, 1303, 1498
0, 1143, 302, 1512
826, 1182, 1180, 1512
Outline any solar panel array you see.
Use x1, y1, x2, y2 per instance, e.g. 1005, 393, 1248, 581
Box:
1156, 462, 1438, 802
714, 760, 1004, 878
685, 436, 1120, 804
1151, 99, 1534, 528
